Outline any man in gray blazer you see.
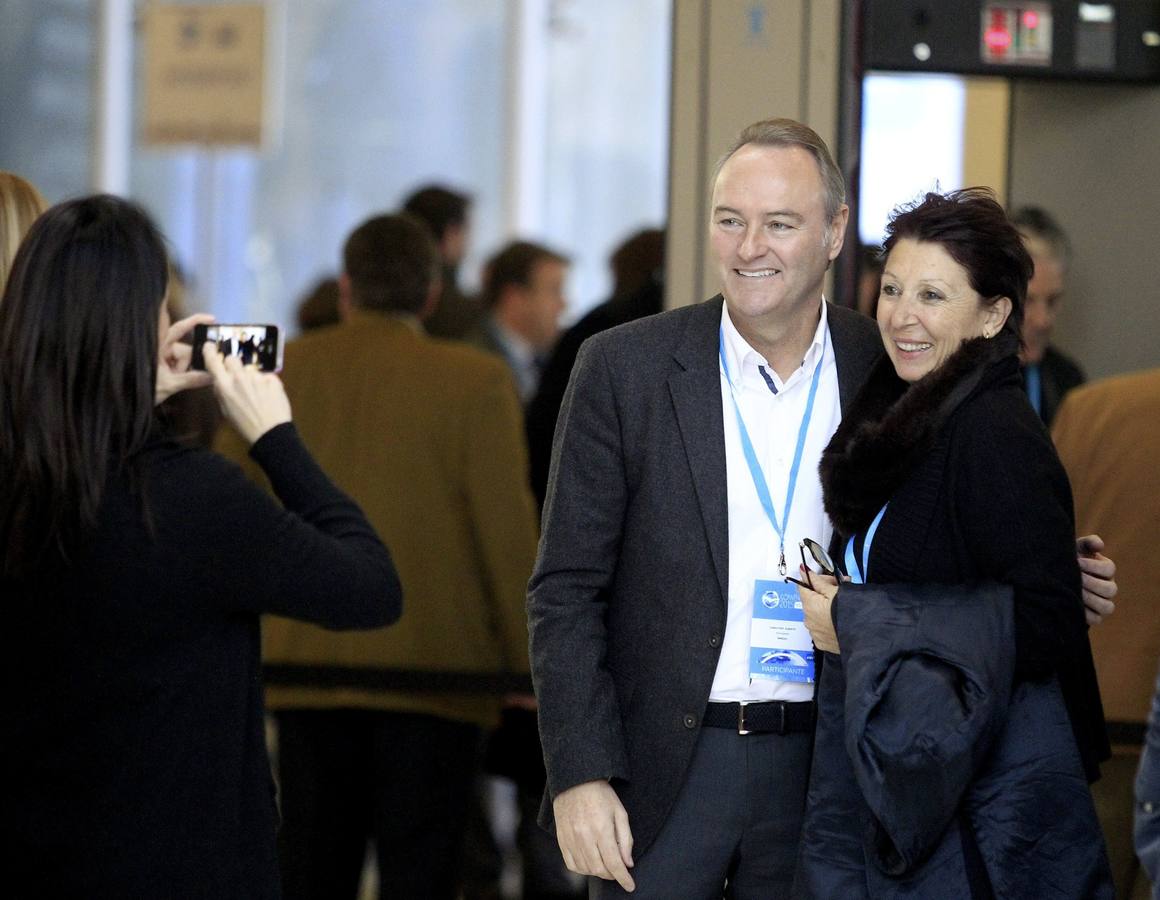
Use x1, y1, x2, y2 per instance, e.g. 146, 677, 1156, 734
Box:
528, 118, 877, 897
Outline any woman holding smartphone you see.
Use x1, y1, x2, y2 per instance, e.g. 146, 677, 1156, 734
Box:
0, 195, 402, 897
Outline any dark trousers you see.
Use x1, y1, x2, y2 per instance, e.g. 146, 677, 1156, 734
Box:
591, 726, 812, 900
275, 708, 481, 900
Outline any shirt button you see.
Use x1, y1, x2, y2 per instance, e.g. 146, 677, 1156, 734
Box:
708, 633, 721, 648
683, 714, 697, 729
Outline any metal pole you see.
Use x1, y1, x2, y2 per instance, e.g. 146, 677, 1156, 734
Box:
92, 0, 134, 194
503, 0, 550, 237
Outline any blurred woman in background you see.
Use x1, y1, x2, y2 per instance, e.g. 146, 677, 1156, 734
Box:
0, 195, 402, 897
0, 170, 47, 290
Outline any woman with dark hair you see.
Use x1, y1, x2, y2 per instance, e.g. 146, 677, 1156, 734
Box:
0, 195, 402, 897
794, 189, 1112, 898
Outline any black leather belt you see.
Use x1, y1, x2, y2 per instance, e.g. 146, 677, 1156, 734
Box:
702, 700, 815, 735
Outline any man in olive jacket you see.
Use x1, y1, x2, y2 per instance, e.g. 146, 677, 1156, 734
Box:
218, 213, 538, 898
1054, 368, 1160, 897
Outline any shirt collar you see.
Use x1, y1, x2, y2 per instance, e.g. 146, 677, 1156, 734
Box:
720, 299, 829, 390
490, 318, 537, 368
347, 308, 423, 333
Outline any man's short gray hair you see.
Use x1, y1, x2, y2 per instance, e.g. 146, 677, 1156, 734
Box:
711, 118, 847, 223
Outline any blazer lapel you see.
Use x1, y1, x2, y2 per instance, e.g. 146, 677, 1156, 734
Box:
668, 297, 729, 608
827, 303, 884, 417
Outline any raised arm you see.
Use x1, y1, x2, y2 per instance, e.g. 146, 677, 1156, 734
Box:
198, 346, 401, 628
189, 423, 401, 628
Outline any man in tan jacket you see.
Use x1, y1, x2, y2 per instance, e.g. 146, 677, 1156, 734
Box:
218, 212, 538, 899
1054, 367, 1160, 900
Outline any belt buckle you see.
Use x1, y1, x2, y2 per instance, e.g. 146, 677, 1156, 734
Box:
737, 700, 750, 735
738, 700, 789, 735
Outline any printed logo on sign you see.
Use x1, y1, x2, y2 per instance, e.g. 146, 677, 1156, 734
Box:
761, 590, 802, 611
750, 646, 816, 684
760, 650, 808, 667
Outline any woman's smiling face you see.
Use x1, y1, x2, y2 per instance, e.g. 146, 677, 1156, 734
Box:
877, 238, 1011, 383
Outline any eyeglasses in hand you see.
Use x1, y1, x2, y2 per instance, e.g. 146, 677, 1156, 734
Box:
784, 538, 837, 590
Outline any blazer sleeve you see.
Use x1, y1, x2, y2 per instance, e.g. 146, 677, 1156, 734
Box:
461, 365, 540, 674
186, 423, 402, 628
528, 336, 631, 798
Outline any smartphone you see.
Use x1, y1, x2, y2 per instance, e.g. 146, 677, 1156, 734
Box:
191, 323, 283, 373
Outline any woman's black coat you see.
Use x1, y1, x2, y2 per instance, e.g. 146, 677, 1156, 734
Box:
797, 335, 1110, 898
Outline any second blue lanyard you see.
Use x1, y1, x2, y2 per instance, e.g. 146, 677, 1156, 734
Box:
719, 326, 826, 575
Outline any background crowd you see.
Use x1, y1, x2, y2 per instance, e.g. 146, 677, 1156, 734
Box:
0, 105, 1158, 898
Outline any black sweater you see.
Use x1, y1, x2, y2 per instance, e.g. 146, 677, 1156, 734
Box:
1, 423, 401, 898
821, 335, 1108, 781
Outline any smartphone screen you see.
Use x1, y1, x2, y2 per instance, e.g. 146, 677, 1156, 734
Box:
191, 323, 283, 373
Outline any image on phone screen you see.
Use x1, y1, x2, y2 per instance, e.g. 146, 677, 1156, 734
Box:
191, 323, 282, 372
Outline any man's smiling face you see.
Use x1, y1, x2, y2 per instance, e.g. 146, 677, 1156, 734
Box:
709, 143, 844, 332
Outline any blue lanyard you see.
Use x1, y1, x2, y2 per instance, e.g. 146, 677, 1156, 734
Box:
719, 326, 826, 575
844, 503, 888, 584
1025, 363, 1042, 417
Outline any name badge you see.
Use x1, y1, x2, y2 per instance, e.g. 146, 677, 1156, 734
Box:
749, 579, 815, 684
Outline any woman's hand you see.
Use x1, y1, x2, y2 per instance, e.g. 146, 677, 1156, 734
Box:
201, 343, 291, 445
156, 313, 214, 404
797, 569, 842, 654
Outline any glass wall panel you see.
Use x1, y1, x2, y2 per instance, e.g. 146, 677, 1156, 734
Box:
541, 0, 671, 313
858, 72, 966, 246
132, 0, 511, 326
0, 0, 94, 202
1, 1, 672, 331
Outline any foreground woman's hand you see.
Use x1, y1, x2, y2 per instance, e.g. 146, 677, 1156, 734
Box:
202, 343, 291, 445
156, 313, 214, 404
797, 570, 842, 654
1077, 534, 1117, 625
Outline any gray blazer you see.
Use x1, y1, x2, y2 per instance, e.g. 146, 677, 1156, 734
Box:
527, 295, 882, 855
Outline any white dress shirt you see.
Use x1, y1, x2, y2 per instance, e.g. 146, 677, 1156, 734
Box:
709, 300, 842, 703
488, 319, 541, 402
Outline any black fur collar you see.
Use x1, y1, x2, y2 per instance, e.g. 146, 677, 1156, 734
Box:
821, 333, 1017, 536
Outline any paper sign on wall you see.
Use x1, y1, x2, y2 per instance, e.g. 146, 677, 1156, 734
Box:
142, 3, 266, 146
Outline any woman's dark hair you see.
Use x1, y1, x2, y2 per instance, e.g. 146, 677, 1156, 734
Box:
882, 187, 1033, 339
0, 195, 168, 577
